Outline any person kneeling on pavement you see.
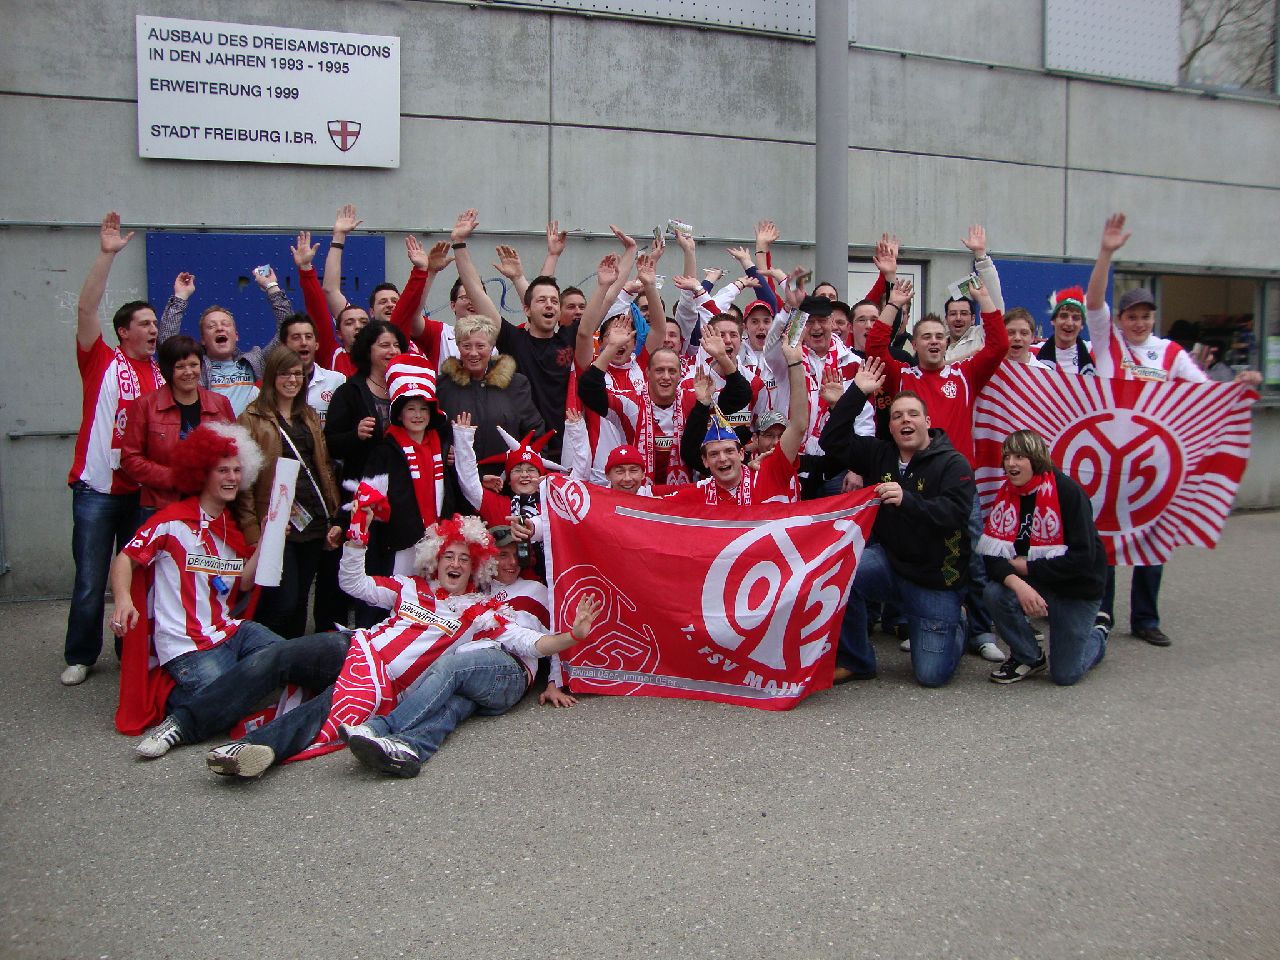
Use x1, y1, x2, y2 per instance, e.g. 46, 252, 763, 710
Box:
978, 429, 1108, 686
818, 358, 978, 688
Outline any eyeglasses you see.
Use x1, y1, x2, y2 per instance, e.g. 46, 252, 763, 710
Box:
278, 372, 305, 380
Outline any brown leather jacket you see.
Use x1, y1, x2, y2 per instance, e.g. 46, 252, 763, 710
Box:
234, 403, 341, 545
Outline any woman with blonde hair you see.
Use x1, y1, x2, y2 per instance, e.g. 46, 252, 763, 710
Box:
236, 347, 340, 638
436, 313, 544, 479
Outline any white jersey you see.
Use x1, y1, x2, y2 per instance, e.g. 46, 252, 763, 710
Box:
305, 364, 346, 426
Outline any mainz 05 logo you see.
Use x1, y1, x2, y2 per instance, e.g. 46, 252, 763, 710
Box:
1055, 410, 1184, 533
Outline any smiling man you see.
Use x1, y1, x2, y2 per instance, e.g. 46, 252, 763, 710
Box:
156, 266, 296, 416
62, 213, 168, 686
819, 359, 976, 687
1036, 286, 1095, 375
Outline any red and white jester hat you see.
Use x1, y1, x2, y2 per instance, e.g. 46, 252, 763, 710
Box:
387, 354, 437, 408
478, 426, 566, 477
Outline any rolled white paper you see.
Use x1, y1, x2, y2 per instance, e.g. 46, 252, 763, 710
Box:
254, 457, 299, 587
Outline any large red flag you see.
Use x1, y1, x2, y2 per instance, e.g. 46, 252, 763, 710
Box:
542, 477, 879, 710
975, 364, 1254, 566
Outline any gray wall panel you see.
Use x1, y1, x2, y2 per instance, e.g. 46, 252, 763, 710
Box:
1066, 81, 1280, 189
550, 126, 814, 239
850, 150, 1066, 258
1065, 170, 1280, 270
0, 96, 549, 231
854, 0, 1044, 70
549, 16, 812, 141
851, 52, 1068, 168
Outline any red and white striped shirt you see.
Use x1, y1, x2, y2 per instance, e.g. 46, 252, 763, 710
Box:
122, 499, 251, 665
339, 544, 537, 694
1085, 304, 1206, 383
69, 336, 164, 494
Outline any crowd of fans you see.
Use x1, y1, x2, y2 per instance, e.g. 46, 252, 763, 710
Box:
61, 207, 1260, 780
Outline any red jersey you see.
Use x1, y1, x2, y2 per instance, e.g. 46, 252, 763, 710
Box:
866, 309, 1008, 466
669, 448, 800, 506
69, 336, 164, 494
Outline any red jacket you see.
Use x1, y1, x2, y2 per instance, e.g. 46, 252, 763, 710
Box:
120, 386, 235, 509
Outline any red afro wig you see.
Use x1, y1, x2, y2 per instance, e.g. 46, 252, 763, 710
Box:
169, 423, 264, 495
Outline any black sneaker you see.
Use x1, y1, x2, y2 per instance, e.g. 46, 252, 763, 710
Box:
347, 731, 422, 778
989, 656, 1047, 684
1094, 612, 1112, 633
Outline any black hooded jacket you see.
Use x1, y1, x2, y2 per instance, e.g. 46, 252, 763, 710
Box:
820, 386, 974, 591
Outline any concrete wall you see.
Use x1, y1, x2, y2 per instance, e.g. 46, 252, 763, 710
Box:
2, 0, 1278, 597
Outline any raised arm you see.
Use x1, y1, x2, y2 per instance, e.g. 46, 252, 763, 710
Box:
338, 538, 399, 609
777, 340, 809, 463
533, 594, 605, 655
492, 244, 529, 304
157, 271, 195, 343
576, 254, 621, 371
78, 212, 134, 351
449, 413, 486, 511
394, 235, 437, 339
672, 224, 698, 280
541, 220, 566, 278
754, 220, 779, 278
963, 224, 1004, 313
450, 208, 501, 324
636, 253, 666, 361
293, 230, 342, 367
1087, 213, 1129, 311
322, 203, 363, 316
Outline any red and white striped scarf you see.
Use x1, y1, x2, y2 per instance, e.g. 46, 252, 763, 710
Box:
977, 471, 1067, 561
386, 425, 444, 525
112, 348, 164, 447
697, 471, 753, 506
635, 397, 689, 486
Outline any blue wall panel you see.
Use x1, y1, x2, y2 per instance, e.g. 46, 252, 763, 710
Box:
992, 258, 1111, 340
146, 233, 385, 348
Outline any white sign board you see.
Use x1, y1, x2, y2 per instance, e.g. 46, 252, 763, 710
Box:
135, 15, 400, 168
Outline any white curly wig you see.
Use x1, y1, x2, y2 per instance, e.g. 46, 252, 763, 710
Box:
412, 514, 499, 588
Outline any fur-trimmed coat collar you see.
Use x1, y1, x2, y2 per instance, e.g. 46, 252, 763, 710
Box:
442, 354, 516, 389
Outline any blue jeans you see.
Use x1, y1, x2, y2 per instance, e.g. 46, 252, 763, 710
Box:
964, 496, 994, 649
170, 631, 348, 742
1101, 565, 1162, 631
983, 581, 1106, 686
163, 620, 285, 715
838, 544, 966, 687
366, 647, 530, 759
65, 484, 142, 666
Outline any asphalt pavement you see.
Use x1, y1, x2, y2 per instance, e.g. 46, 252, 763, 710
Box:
2, 511, 1277, 960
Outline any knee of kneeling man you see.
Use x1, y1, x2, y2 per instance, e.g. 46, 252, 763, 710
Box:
1050, 667, 1084, 687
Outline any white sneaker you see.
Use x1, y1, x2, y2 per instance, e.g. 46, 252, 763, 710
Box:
898, 638, 910, 652
60, 664, 89, 686
136, 716, 185, 759
205, 742, 275, 779
977, 641, 1005, 662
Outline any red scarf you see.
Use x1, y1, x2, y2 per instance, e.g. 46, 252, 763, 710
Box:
112, 348, 164, 450
698, 470, 753, 506
635, 396, 689, 486
386, 426, 444, 525
977, 471, 1067, 561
